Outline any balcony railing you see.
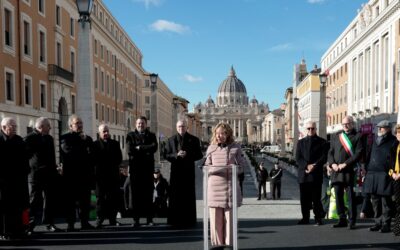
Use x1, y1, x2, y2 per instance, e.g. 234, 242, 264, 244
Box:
124, 101, 133, 109
48, 64, 74, 82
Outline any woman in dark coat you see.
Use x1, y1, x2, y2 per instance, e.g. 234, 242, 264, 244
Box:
390, 124, 400, 236
164, 120, 203, 228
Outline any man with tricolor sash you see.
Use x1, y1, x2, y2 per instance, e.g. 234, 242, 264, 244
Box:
328, 116, 363, 229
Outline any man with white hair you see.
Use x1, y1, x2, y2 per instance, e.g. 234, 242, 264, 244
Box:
363, 120, 396, 233
60, 115, 95, 231
164, 119, 203, 228
25, 117, 62, 233
328, 115, 363, 229
0, 117, 30, 239
92, 124, 122, 228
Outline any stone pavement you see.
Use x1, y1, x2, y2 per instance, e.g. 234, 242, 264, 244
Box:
2, 154, 399, 249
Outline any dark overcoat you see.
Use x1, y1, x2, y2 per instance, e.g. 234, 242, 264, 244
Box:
60, 132, 94, 188
92, 138, 122, 188
126, 129, 158, 218
0, 131, 30, 236
363, 133, 396, 196
296, 135, 329, 184
327, 129, 363, 185
164, 132, 203, 227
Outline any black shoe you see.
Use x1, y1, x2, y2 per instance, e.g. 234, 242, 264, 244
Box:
369, 224, 381, 232
81, 223, 95, 230
332, 220, 347, 228
348, 224, 356, 230
46, 225, 63, 232
109, 219, 121, 226
257, 197, 261, 200
380, 225, 391, 233
315, 218, 323, 226
297, 219, 310, 225
132, 222, 140, 228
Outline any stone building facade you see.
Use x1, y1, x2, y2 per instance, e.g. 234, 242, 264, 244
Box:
194, 67, 269, 144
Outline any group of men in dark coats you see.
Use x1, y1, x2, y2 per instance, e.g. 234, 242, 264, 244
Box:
296, 115, 398, 234
126, 117, 203, 228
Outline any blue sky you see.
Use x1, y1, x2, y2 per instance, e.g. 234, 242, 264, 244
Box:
103, 0, 366, 110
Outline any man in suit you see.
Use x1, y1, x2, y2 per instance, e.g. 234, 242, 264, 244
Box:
25, 117, 62, 233
328, 116, 363, 229
296, 121, 329, 225
92, 124, 122, 228
164, 119, 203, 228
60, 115, 95, 231
126, 116, 158, 227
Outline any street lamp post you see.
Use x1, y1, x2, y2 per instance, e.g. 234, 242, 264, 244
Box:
149, 73, 159, 163
292, 97, 299, 157
280, 109, 286, 156
75, 0, 95, 137
319, 73, 327, 140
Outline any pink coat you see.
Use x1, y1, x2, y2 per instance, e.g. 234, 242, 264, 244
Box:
205, 143, 246, 208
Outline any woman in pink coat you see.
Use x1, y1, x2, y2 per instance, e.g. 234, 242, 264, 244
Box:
204, 123, 246, 247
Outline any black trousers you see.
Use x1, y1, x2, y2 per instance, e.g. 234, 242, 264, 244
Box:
96, 182, 120, 223
333, 183, 357, 225
371, 194, 394, 226
258, 181, 267, 198
29, 170, 59, 227
271, 181, 281, 199
65, 182, 91, 226
299, 182, 324, 220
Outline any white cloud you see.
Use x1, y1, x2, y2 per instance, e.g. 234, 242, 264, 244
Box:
149, 19, 190, 34
267, 43, 294, 52
132, 0, 163, 9
183, 74, 203, 83
307, 0, 326, 4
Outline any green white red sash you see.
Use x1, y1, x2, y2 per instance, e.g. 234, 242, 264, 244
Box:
339, 133, 353, 156
338, 132, 363, 193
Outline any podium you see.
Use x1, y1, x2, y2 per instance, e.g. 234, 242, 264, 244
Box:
203, 165, 239, 250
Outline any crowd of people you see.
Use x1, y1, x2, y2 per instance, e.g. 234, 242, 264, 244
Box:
295, 116, 400, 237
0, 115, 204, 240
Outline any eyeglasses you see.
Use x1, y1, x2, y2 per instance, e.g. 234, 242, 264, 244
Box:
307, 127, 315, 130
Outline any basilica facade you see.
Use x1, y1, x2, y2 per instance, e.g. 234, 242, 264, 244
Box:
193, 67, 269, 144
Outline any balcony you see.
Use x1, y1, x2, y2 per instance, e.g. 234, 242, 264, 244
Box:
48, 64, 74, 83
124, 101, 133, 109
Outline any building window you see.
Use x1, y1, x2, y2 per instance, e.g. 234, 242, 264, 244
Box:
145, 80, 149, 87
38, 0, 45, 15
71, 94, 76, 114
70, 17, 74, 37
56, 42, 62, 66
4, 8, 13, 47
95, 103, 99, 120
106, 75, 110, 95
145, 96, 150, 104
70, 51, 75, 76
24, 77, 32, 105
94, 39, 97, 55
101, 105, 105, 121
40, 82, 46, 108
145, 110, 150, 120
39, 30, 46, 63
94, 67, 98, 89
56, 5, 61, 26
101, 71, 104, 93
5, 71, 15, 102
23, 20, 31, 56
106, 107, 110, 122
100, 45, 104, 60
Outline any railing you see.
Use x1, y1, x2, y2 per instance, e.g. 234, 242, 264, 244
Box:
124, 101, 133, 109
48, 64, 74, 82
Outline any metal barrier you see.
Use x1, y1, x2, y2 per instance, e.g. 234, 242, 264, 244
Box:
203, 165, 238, 250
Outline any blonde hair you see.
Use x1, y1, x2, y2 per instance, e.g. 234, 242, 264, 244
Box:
210, 122, 234, 145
